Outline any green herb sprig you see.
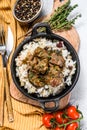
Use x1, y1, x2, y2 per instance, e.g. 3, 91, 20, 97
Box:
47, 0, 81, 31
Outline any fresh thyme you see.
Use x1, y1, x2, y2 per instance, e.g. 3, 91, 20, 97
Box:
47, 0, 81, 31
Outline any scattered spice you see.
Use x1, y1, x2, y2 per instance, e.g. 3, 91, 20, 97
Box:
14, 0, 41, 21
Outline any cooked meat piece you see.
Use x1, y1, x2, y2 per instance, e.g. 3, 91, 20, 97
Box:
28, 57, 38, 71
50, 77, 62, 87
49, 64, 61, 75
50, 52, 65, 67
29, 71, 44, 87
30, 57, 38, 67
27, 54, 33, 62
22, 53, 34, 70
44, 64, 63, 87
33, 59, 48, 74
45, 64, 62, 78
28, 47, 64, 88
23, 53, 33, 64
44, 76, 52, 85
45, 75, 63, 87
57, 56, 65, 67
34, 47, 49, 59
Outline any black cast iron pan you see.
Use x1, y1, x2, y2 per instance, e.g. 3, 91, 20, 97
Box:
11, 22, 80, 112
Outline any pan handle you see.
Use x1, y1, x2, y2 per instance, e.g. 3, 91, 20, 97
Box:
31, 22, 53, 36
39, 99, 59, 112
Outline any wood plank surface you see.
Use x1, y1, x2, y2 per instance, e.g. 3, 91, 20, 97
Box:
0, 0, 80, 129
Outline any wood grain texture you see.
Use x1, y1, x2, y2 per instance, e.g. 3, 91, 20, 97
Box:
0, 0, 80, 129
0, 0, 11, 10
4, 68, 14, 122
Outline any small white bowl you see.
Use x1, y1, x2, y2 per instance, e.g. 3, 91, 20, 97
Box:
13, 0, 43, 25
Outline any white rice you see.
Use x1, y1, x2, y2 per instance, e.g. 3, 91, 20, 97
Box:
15, 38, 76, 97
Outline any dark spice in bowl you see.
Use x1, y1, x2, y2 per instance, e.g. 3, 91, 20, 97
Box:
14, 0, 41, 21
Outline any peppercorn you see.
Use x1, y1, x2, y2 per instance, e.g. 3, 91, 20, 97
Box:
14, 0, 41, 21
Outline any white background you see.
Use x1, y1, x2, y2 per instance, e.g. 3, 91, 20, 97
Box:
42, 0, 87, 129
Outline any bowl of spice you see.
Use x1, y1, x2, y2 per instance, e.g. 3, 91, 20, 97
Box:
13, 0, 42, 25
